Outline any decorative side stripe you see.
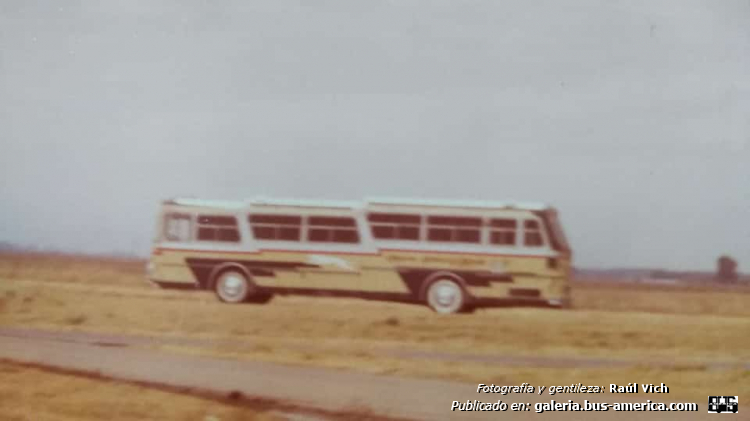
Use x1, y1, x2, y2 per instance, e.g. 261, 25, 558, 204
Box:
184, 257, 320, 288
380, 248, 550, 258
186, 258, 318, 269
156, 247, 551, 259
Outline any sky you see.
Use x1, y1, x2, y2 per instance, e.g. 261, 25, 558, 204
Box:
1, 0, 748, 270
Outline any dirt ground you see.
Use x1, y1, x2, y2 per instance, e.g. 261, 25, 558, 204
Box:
0, 360, 281, 421
0, 252, 748, 407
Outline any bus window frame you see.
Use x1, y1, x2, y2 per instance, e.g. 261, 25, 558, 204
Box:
163, 212, 193, 243
196, 214, 241, 243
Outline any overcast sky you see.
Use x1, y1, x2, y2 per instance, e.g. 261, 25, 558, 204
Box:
1, 0, 748, 270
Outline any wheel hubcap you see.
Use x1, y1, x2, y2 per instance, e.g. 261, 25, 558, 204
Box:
220, 275, 245, 299
435, 284, 457, 306
429, 279, 463, 313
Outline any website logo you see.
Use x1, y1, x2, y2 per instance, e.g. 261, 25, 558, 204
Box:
708, 396, 738, 414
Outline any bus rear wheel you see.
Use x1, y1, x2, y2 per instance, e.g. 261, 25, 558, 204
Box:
214, 270, 253, 303
426, 278, 466, 314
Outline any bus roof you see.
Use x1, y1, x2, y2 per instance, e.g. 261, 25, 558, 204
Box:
252, 197, 360, 209
166, 197, 360, 209
166, 198, 248, 209
166, 197, 551, 211
366, 197, 550, 211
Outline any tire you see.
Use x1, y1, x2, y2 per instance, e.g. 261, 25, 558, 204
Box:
246, 292, 273, 304
425, 278, 466, 314
214, 270, 253, 303
459, 305, 476, 314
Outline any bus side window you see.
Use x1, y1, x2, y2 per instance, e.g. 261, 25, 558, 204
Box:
426, 216, 482, 244
197, 215, 240, 242
367, 213, 421, 241
307, 216, 360, 243
249, 214, 302, 241
523, 220, 544, 247
164, 213, 192, 242
489, 218, 517, 246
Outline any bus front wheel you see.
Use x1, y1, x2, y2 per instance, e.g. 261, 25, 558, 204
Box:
214, 270, 253, 303
426, 278, 466, 314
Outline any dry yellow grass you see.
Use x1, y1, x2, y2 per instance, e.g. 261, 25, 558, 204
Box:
574, 280, 750, 317
0, 252, 147, 287
1, 252, 749, 404
0, 360, 279, 421
164, 343, 750, 405
1, 278, 747, 363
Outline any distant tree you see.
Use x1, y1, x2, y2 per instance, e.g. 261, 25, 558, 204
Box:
650, 270, 672, 279
716, 255, 738, 282
0, 242, 19, 251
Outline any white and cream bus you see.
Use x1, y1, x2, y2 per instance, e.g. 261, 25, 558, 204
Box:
148, 197, 572, 313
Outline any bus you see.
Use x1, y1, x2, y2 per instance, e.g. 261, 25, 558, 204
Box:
147, 197, 572, 313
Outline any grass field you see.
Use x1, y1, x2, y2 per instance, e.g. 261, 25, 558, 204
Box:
0, 252, 748, 405
0, 360, 279, 421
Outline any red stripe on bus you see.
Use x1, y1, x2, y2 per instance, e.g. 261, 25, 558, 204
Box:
155, 248, 262, 255
154, 247, 372, 256
155, 247, 549, 259
260, 248, 376, 256
378, 248, 548, 259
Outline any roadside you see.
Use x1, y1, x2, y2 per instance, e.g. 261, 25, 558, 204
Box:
0, 335, 715, 421
0, 360, 280, 421
1, 326, 747, 371
1, 278, 748, 404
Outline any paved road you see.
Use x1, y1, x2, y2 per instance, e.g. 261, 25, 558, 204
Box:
0, 328, 724, 420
